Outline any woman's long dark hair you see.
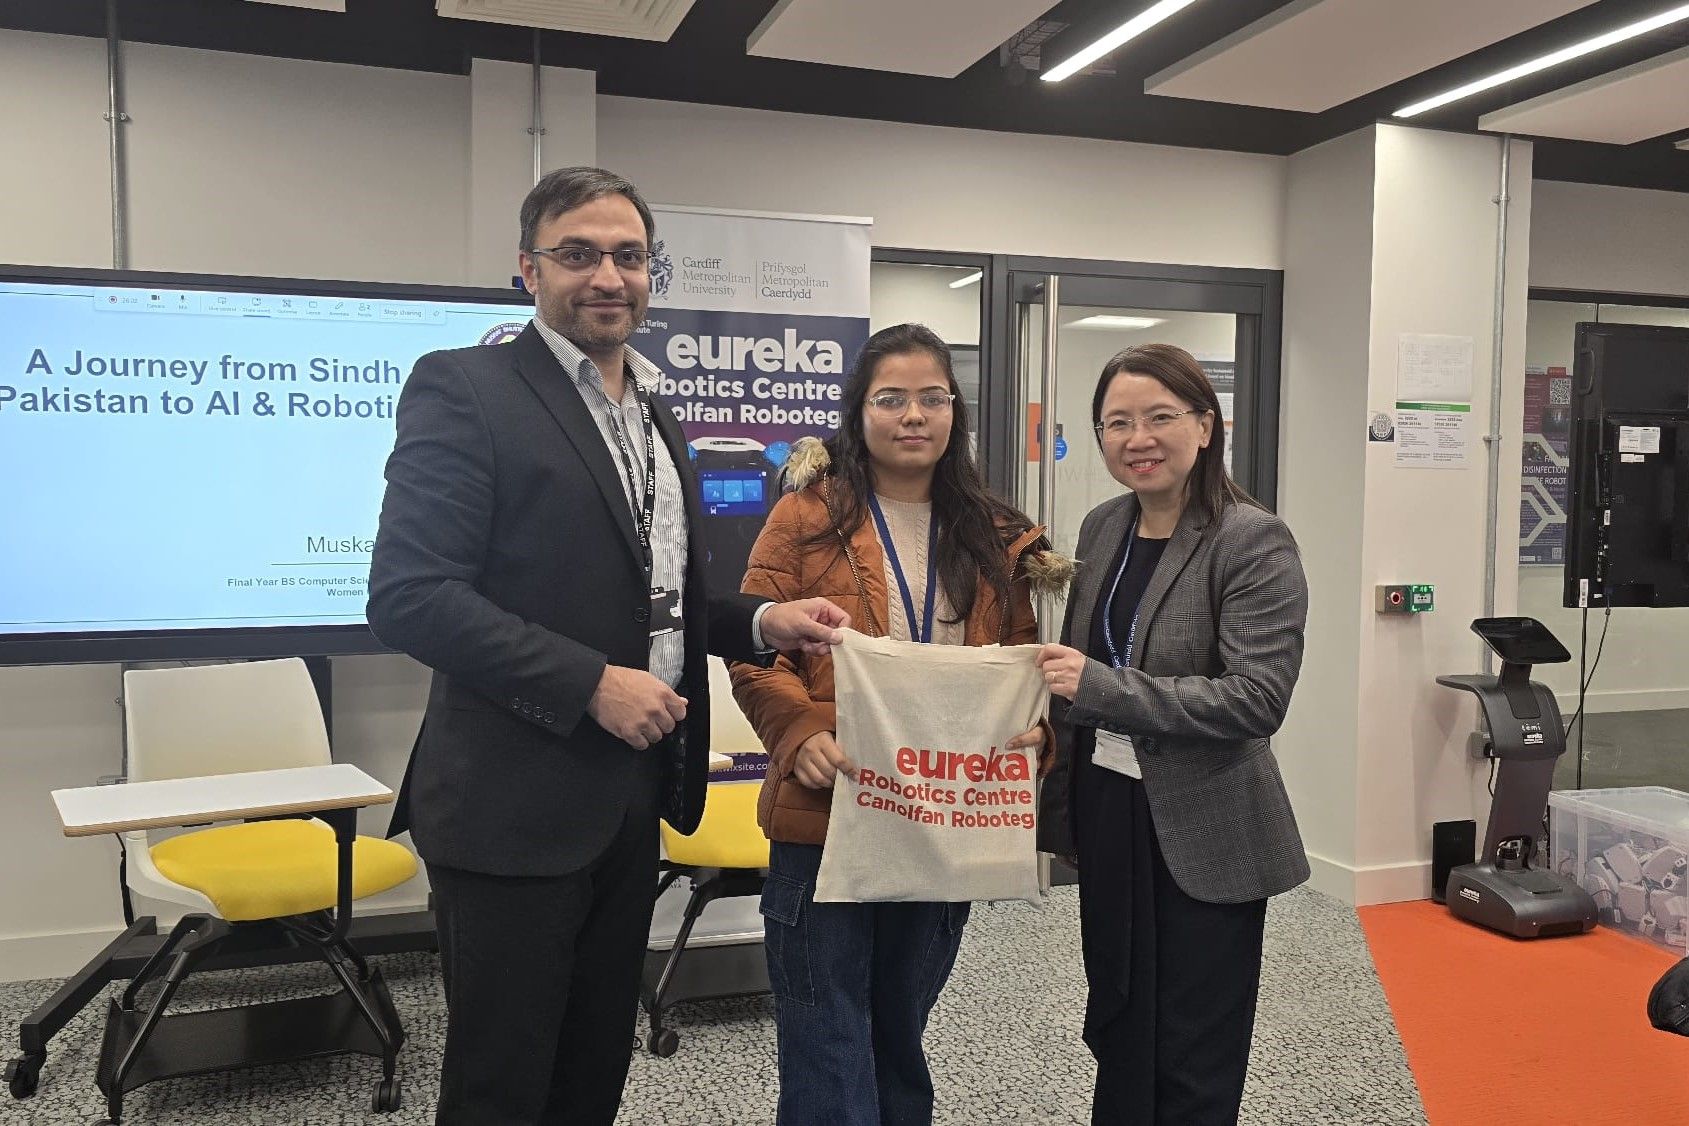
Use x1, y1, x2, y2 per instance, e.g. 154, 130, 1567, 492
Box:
808, 323, 1039, 622
1090, 343, 1265, 520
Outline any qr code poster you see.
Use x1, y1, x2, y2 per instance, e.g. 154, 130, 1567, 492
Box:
1520, 365, 1570, 565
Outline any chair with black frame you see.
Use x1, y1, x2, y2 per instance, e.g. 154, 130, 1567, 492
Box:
9, 658, 419, 1124
642, 781, 770, 1057
640, 658, 773, 1058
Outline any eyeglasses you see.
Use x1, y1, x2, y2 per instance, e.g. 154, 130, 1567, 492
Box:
1092, 408, 1206, 439
867, 391, 956, 414
527, 244, 654, 274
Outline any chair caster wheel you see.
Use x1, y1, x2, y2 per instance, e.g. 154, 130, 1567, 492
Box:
371, 1078, 402, 1112
647, 1027, 680, 1057
5, 1052, 44, 1099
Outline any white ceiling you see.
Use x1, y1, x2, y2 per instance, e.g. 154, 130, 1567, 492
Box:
1478, 44, 1689, 145
435, 0, 697, 41
747, 0, 1060, 78
1145, 0, 1595, 113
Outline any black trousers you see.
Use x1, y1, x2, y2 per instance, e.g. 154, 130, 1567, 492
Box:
1076, 754, 1268, 1126
425, 789, 659, 1126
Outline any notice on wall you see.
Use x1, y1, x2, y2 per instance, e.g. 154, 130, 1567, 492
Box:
1618, 425, 1662, 455
1395, 333, 1474, 469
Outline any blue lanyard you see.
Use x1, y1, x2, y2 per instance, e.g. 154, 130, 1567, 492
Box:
1101, 516, 1141, 670
867, 494, 938, 644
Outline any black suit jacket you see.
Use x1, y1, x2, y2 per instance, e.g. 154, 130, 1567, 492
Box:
367, 324, 766, 877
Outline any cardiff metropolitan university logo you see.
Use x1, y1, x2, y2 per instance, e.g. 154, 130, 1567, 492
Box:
478, 322, 526, 346
648, 239, 674, 298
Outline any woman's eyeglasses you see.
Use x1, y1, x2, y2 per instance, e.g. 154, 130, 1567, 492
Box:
867, 391, 955, 415
1093, 408, 1205, 439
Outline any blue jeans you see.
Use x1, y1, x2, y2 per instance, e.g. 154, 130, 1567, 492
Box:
761, 841, 971, 1126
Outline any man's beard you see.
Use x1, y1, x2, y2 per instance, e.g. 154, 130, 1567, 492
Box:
543, 291, 644, 352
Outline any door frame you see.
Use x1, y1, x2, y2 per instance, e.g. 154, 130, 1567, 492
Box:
868, 250, 1284, 510
987, 255, 1283, 512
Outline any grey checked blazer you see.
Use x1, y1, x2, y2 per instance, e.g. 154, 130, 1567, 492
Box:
1038, 492, 1311, 904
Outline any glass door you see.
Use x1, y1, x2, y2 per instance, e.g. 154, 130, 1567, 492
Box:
1003, 266, 1279, 638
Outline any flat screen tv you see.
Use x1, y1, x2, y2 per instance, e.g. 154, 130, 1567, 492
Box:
0, 265, 531, 664
1563, 321, 1689, 609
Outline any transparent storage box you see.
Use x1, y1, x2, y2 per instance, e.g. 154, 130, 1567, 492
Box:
1548, 787, 1689, 951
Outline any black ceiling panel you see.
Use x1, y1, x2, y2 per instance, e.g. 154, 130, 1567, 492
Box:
3, 0, 1685, 191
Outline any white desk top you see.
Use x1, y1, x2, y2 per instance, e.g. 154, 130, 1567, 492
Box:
52, 763, 393, 838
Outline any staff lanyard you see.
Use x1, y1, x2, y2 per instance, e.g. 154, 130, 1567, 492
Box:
867, 493, 938, 645
1101, 516, 1142, 670
607, 377, 657, 581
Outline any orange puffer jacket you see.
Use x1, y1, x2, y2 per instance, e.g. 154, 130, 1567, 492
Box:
728, 441, 1073, 846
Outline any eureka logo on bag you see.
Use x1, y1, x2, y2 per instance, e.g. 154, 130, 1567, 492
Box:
852, 744, 1036, 831
894, 746, 1030, 783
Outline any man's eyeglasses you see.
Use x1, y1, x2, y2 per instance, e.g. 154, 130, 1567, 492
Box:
527, 244, 654, 274
867, 391, 956, 415
1093, 408, 1206, 439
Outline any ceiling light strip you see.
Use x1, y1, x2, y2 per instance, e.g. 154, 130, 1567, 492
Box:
1394, 3, 1689, 118
1042, 0, 1202, 84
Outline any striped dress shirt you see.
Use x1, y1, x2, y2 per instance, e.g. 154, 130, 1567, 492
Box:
532, 317, 688, 688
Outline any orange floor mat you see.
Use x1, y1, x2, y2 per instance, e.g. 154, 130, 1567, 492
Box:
1359, 900, 1685, 1126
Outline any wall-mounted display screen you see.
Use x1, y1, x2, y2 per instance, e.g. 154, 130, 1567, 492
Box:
0, 265, 531, 664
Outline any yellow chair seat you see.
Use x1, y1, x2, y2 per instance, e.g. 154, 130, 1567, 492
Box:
661, 782, 770, 870
150, 819, 418, 923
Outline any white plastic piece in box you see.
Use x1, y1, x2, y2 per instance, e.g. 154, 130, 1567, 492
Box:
1644, 846, 1688, 885
1663, 900, 1689, 948
1605, 843, 1645, 884
1585, 857, 1619, 895
1657, 895, 1689, 927
1618, 882, 1650, 923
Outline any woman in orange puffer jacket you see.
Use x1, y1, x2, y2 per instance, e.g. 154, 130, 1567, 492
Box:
730, 322, 1071, 1126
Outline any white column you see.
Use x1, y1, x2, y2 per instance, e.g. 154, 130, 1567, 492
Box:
1279, 124, 1535, 905
467, 59, 596, 289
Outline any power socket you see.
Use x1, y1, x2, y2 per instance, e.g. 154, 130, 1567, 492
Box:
1468, 730, 1495, 759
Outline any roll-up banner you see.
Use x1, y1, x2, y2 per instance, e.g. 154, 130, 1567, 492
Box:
641, 205, 870, 784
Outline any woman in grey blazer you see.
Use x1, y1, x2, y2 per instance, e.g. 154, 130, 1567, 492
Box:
1035, 343, 1309, 1126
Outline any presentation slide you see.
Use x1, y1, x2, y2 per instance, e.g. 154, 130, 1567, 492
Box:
0, 276, 529, 640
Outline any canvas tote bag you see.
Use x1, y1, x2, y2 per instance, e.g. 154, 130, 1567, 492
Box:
814, 628, 1047, 904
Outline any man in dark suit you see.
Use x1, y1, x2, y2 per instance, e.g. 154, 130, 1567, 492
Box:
367, 166, 848, 1125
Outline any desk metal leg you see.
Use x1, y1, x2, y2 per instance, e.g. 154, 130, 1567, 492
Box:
644, 870, 729, 1059
118, 913, 206, 1012
6, 917, 156, 1100
101, 915, 228, 1123
318, 806, 404, 1113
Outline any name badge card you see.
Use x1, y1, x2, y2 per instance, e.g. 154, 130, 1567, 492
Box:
650, 587, 681, 637
1093, 730, 1141, 779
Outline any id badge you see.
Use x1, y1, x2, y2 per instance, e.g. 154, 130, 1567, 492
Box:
649, 587, 682, 638
1093, 730, 1142, 779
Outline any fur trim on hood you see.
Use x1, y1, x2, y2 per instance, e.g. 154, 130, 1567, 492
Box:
1020, 544, 1075, 598
783, 435, 832, 492
780, 436, 1074, 595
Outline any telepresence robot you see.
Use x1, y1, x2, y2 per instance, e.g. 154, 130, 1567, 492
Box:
1436, 617, 1598, 939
